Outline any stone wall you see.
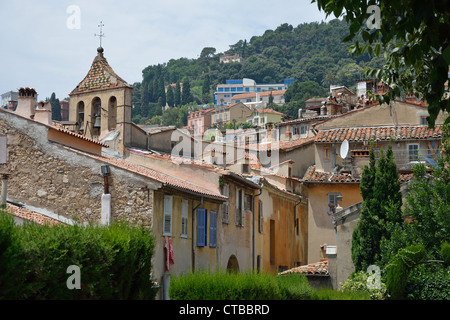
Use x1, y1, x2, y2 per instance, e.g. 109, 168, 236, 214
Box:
0, 114, 159, 228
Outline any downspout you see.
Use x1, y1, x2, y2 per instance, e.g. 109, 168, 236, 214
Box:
192, 196, 203, 273
253, 180, 264, 271
294, 200, 302, 265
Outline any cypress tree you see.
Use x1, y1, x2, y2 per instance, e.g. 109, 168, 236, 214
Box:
352, 144, 403, 272
166, 85, 174, 108
174, 82, 181, 107
182, 81, 192, 104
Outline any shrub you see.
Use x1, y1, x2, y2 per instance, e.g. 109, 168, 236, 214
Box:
311, 288, 370, 300
169, 270, 281, 300
339, 270, 388, 300
276, 274, 313, 300
386, 244, 427, 300
0, 213, 157, 300
405, 263, 450, 300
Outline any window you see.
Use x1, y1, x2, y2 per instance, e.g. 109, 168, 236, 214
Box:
420, 116, 428, 126
163, 195, 173, 236
293, 127, 299, 135
181, 199, 188, 238
300, 125, 307, 135
236, 188, 244, 226
244, 194, 253, 211
196, 208, 207, 247
209, 211, 217, 247
242, 163, 249, 173
328, 193, 341, 215
222, 184, 229, 223
408, 144, 419, 162
324, 146, 330, 160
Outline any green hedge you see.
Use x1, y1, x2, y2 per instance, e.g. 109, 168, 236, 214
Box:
169, 270, 371, 300
0, 212, 157, 300
169, 270, 281, 300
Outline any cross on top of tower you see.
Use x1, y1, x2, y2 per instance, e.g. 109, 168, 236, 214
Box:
94, 21, 105, 50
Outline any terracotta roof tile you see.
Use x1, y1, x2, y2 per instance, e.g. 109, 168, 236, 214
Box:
231, 90, 286, 100
70, 51, 130, 95
279, 260, 329, 275
6, 203, 60, 226
61, 146, 228, 201
302, 165, 414, 184
314, 125, 442, 143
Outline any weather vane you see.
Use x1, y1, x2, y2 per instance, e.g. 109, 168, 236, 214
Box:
94, 21, 105, 48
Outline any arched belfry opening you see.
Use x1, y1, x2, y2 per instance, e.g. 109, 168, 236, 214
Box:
91, 97, 102, 138
77, 101, 85, 132
108, 96, 117, 131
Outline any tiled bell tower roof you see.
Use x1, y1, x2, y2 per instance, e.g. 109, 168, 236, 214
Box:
70, 47, 131, 95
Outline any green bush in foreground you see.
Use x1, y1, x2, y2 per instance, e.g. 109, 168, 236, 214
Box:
169, 270, 281, 300
169, 270, 372, 300
0, 212, 157, 300
275, 273, 313, 300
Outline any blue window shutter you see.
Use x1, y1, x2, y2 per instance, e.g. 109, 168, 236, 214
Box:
209, 211, 217, 247
197, 209, 207, 247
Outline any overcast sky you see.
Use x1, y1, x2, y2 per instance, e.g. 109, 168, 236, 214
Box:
0, 0, 330, 100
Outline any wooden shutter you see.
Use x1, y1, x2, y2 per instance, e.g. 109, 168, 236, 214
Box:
181, 199, 188, 238
209, 211, 217, 247
196, 208, 207, 247
163, 195, 173, 235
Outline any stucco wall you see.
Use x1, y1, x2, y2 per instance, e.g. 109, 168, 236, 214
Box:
305, 182, 362, 264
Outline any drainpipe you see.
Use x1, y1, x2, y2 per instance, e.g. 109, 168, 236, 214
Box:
192, 196, 203, 273
252, 180, 263, 271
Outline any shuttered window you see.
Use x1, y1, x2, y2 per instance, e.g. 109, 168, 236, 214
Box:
222, 184, 229, 223
209, 211, 217, 247
181, 199, 188, 238
196, 208, 207, 247
163, 195, 173, 236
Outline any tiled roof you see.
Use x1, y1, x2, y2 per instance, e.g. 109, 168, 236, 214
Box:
50, 126, 109, 148
247, 137, 314, 152
302, 165, 414, 184
314, 125, 442, 143
70, 49, 130, 95
231, 90, 286, 100
6, 203, 60, 226
62, 146, 228, 201
255, 108, 284, 115
279, 260, 329, 275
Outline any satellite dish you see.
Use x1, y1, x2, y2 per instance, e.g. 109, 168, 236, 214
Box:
340, 140, 349, 159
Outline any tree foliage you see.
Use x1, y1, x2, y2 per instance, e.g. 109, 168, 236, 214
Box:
313, 0, 450, 127
134, 19, 384, 126
352, 145, 403, 272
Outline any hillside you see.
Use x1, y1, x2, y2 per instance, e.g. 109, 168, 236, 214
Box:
131, 18, 385, 125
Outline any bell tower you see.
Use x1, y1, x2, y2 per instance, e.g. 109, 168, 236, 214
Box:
68, 24, 133, 154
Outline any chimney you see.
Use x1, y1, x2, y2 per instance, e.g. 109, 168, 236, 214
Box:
16, 87, 37, 119
320, 104, 327, 116
34, 101, 53, 126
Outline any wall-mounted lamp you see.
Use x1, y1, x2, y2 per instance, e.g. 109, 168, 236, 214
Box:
101, 165, 110, 194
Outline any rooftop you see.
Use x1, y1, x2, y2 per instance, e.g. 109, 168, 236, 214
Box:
70, 48, 131, 95
314, 125, 442, 143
